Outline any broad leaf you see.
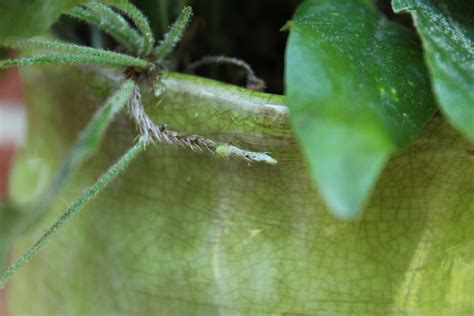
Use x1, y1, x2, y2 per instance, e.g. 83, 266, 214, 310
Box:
285, 0, 437, 218
6, 66, 474, 315
392, 0, 474, 141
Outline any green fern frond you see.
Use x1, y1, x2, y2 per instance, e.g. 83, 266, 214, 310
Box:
0, 53, 150, 70
154, 6, 193, 62
69, 3, 142, 53
104, 0, 155, 56
37, 79, 136, 212
0, 136, 147, 288
3, 39, 151, 69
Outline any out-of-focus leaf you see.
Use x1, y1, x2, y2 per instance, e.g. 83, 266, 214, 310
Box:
285, 0, 437, 218
0, 0, 145, 43
392, 0, 474, 141
0, 0, 86, 41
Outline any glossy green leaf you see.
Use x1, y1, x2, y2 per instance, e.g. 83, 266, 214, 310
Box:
5, 65, 474, 315
392, 0, 474, 141
285, 0, 437, 218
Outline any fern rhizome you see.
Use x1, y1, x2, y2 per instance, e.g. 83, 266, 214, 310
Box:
0, 1, 277, 287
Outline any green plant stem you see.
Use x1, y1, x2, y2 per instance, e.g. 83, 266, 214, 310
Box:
36, 80, 136, 213
153, 6, 192, 61
0, 80, 135, 275
0, 138, 148, 288
4, 39, 151, 69
0, 54, 149, 70
105, 0, 155, 56
68, 4, 142, 53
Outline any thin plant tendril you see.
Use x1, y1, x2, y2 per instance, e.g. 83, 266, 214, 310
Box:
186, 55, 266, 91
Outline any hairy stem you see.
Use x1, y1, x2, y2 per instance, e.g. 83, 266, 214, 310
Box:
0, 138, 147, 288
4, 39, 151, 69
154, 6, 193, 62
104, 0, 155, 55
35, 80, 136, 213
0, 54, 149, 70
69, 3, 143, 53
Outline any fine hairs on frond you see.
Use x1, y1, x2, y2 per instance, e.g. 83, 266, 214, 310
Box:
128, 86, 277, 165
4, 39, 151, 69
104, 0, 155, 55
69, 3, 142, 53
186, 55, 267, 91
154, 6, 193, 61
38, 79, 136, 211
0, 138, 148, 288
10, 80, 137, 263
0, 54, 149, 70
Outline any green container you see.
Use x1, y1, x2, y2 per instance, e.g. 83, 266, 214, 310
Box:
6, 65, 474, 315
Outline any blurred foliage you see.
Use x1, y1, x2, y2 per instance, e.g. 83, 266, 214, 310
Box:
0, 0, 84, 40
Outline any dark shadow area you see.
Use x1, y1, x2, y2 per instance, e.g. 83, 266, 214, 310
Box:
52, 0, 413, 95
176, 0, 301, 94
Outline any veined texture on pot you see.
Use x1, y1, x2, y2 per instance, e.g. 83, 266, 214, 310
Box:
6, 65, 474, 315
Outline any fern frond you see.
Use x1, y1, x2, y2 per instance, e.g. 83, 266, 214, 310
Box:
37, 79, 136, 212
69, 3, 142, 53
0, 137, 148, 288
4, 39, 151, 69
104, 0, 154, 56
0, 53, 150, 70
154, 6, 193, 61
